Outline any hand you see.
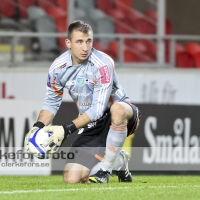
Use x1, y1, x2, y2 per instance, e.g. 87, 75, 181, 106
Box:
24, 127, 40, 153
42, 122, 77, 152
42, 126, 65, 152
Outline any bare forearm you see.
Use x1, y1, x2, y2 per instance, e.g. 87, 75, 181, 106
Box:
37, 110, 54, 126
72, 113, 91, 129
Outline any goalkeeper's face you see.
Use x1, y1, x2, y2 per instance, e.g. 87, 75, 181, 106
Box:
65, 30, 93, 65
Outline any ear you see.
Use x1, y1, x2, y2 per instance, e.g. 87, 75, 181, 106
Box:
65, 39, 71, 49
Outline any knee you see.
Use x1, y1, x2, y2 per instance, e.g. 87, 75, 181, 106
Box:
63, 171, 80, 184
110, 103, 128, 125
110, 103, 126, 118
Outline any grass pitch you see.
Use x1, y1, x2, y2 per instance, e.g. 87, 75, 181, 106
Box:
1, 175, 200, 200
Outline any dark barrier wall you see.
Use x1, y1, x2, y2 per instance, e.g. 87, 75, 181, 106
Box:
53, 102, 200, 174
52, 102, 78, 173
131, 104, 200, 172
52, 102, 79, 147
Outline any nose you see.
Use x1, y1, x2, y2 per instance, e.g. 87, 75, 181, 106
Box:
82, 42, 88, 52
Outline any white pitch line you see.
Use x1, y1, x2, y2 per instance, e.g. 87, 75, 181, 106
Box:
1, 185, 200, 195
0, 187, 131, 195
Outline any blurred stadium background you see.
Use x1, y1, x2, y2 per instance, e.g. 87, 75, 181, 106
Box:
1, 0, 200, 176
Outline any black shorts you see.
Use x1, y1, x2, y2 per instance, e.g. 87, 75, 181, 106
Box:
66, 103, 141, 169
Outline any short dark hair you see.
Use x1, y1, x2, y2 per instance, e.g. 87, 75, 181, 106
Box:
67, 20, 92, 40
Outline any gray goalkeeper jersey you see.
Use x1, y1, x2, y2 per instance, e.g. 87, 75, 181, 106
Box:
42, 48, 130, 122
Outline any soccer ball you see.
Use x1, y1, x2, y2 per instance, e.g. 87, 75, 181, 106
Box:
28, 128, 52, 159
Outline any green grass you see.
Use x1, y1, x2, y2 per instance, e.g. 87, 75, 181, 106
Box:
1, 175, 200, 200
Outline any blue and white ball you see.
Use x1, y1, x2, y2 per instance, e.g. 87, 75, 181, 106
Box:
28, 128, 52, 159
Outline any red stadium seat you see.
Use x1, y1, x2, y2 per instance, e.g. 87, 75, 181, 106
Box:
38, 0, 56, 12
96, 0, 113, 15
93, 41, 108, 52
97, 0, 125, 21
174, 43, 198, 68
115, 0, 133, 15
139, 39, 157, 60
108, 9, 125, 21
108, 40, 135, 62
185, 42, 200, 57
127, 10, 156, 34
165, 19, 172, 34
135, 18, 156, 34
126, 9, 142, 27
194, 53, 200, 68
175, 43, 185, 53
185, 42, 200, 68
124, 47, 138, 62
176, 51, 194, 68
0, 0, 16, 18
117, 0, 133, 8
105, 49, 118, 61
115, 21, 136, 34
47, 6, 67, 51
126, 40, 147, 55
57, 0, 68, 11
144, 10, 157, 22
108, 40, 118, 59
47, 6, 66, 19
18, 0, 36, 18
109, 40, 152, 62
175, 44, 194, 68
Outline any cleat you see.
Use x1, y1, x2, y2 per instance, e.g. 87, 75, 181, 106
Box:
116, 150, 132, 182
89, 168, 111, 183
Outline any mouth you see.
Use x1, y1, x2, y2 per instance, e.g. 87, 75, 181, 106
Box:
81, 54, 88, 57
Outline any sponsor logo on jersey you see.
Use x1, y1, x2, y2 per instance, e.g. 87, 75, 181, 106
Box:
79, 105, 90, 110
56, 63, 66, 70
47, 74, 51, 88
81, 99, 91, 106
99, 65, 110, 84
71, 91, 91, 97
76, 77, 85, 87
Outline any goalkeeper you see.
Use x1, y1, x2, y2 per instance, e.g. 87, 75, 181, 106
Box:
24, 20, 141, 183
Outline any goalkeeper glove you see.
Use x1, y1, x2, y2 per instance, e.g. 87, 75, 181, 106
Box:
24, 122, 45, 153
43, 122, 77, 151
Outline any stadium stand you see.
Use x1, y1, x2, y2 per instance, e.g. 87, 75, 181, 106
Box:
0, 0, 199, 67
